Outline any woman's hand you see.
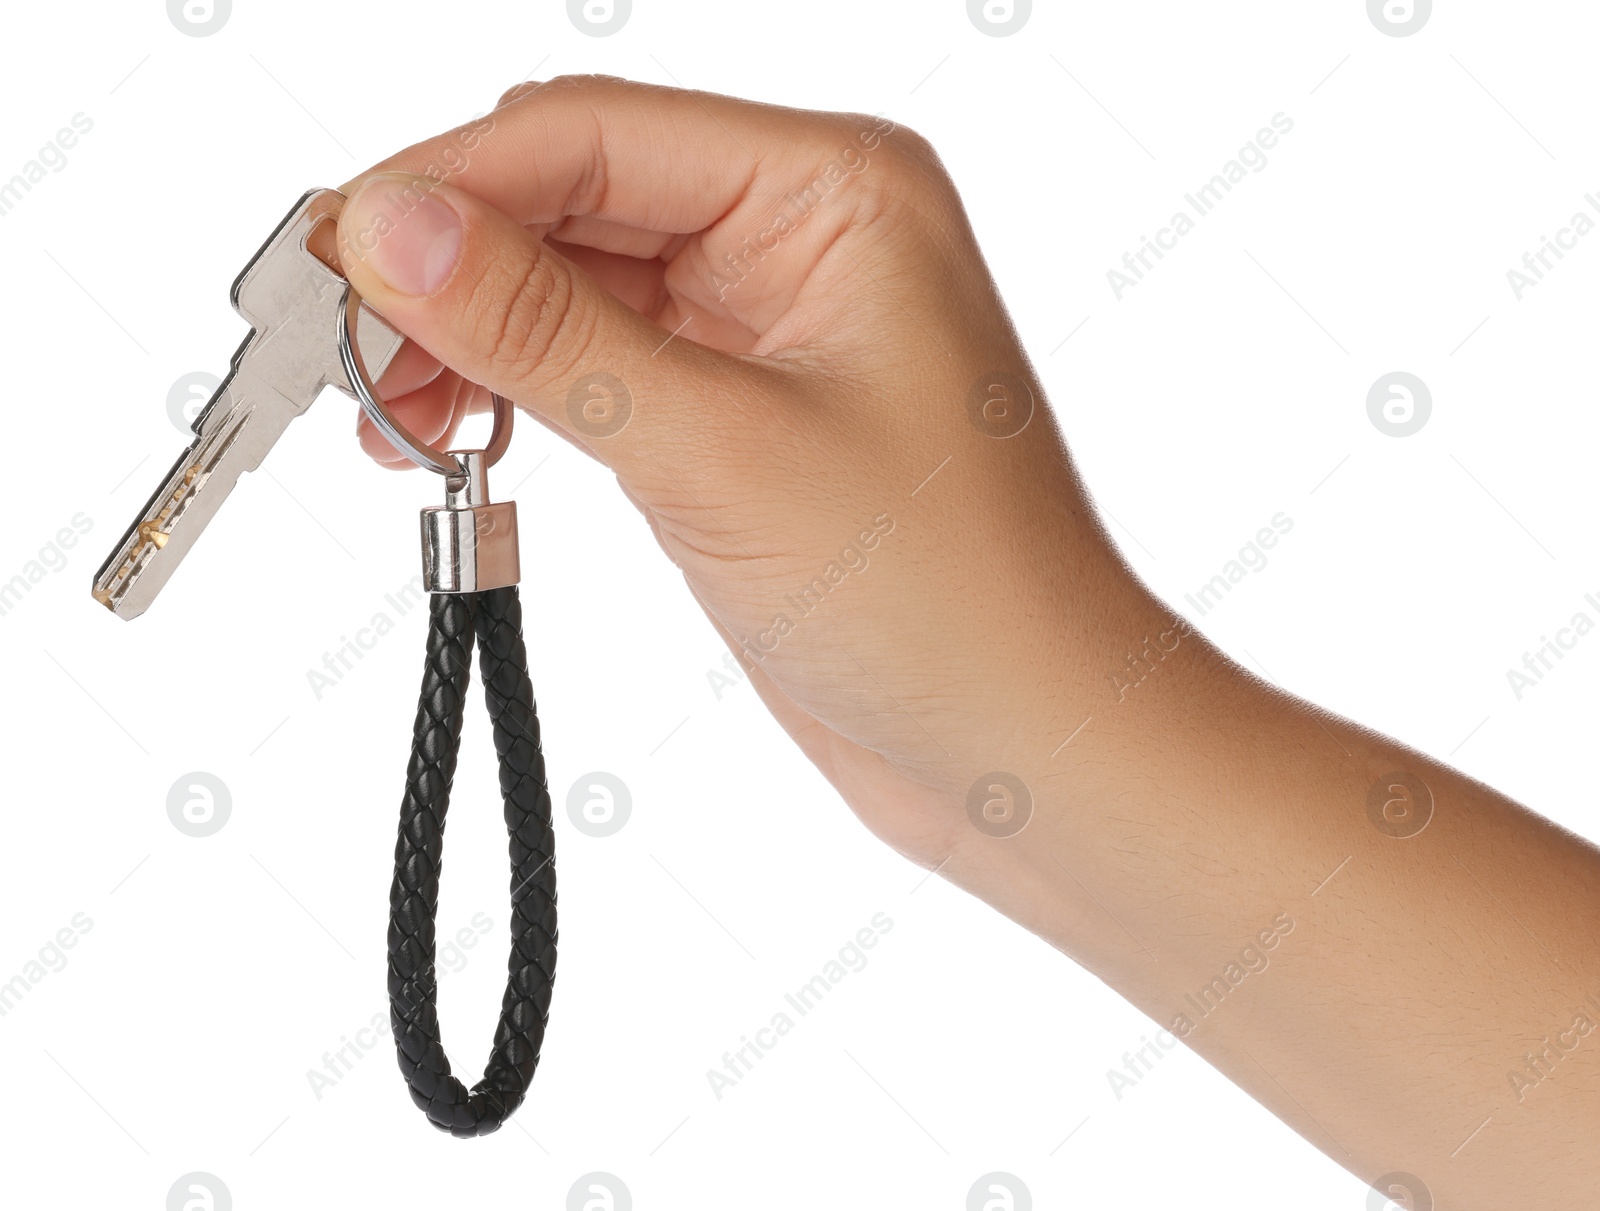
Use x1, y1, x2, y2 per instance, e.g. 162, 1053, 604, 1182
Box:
335, 75, 1169, 877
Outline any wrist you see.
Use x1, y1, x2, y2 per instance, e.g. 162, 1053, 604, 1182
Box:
939, 602, 1252, 963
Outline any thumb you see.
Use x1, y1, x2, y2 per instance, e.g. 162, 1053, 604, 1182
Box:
334, 172, 749, 471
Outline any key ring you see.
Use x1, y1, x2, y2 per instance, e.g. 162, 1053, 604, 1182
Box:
338, 283, 513, 476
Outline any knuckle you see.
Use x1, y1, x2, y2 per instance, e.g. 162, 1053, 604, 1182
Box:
495, 81, 539, 109
873, 122, 941, 178
471, 251, 589, 386
496, 73, 633, 111
862, 124, 959, 218
545, 72, 632, 96
811, 112, 944, 194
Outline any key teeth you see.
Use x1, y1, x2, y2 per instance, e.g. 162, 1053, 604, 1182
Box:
90, 576, 144, 621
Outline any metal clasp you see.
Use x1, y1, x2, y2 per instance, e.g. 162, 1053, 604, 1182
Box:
421, 450, 520, 593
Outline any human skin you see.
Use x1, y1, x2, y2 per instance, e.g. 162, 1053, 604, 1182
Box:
330, 75, 1600, 1206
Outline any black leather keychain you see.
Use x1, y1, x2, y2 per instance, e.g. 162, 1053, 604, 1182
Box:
91, 188, 557, 1137
340, 290, 559, 1138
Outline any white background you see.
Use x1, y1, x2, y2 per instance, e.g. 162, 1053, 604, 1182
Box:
1, 1, 1595, 1207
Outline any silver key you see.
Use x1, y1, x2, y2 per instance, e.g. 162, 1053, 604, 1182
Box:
93, 188, 405, 620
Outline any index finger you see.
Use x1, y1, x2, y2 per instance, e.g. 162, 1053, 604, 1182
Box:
337, 75, 876, 238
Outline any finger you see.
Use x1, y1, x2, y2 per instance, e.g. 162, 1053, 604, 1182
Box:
429, 375, 480, 454
333, 76, 916, 352
356, 367, 470, 468
543, 237, 670, 317
335, 173, 780, 478
374, 335, 445, 397
539, 237, 760, 354
307, 228, 449, 402
334, 77, 899, 305
545, 239, 760, 353
338, 75, 767, 235
544, 216, 685, 262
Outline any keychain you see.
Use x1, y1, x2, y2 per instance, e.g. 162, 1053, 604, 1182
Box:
91, 188, 558, 1136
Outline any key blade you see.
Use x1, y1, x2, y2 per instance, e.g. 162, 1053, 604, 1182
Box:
93, 365, 296, 620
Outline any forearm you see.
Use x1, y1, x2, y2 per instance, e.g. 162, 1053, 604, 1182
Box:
947, 591, 1600, 1207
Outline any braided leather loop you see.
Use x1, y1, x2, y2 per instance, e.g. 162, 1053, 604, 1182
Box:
387, 586, 558, 1137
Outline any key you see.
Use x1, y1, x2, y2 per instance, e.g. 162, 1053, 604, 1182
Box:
93, 188, 405, 620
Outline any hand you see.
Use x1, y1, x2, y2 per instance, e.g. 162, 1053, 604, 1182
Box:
334, 75, 1174, 882
335, 76, 1600, 1206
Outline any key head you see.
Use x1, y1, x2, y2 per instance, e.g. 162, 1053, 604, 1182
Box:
229, 188, 403, 409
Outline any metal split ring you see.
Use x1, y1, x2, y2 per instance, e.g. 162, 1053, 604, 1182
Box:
338, 284, 512, 477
